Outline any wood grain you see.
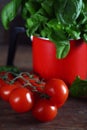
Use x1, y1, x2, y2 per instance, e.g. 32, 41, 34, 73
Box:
0, 97, 87, 130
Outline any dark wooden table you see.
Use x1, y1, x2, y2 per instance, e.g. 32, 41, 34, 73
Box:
0, 97, 87, 130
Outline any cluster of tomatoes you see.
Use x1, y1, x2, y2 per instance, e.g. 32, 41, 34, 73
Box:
0, 71, 69, 122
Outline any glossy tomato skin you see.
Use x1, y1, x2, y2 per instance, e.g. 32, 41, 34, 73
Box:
32, 99, 58, 122
0, 78, 7, 98
0, 84, 19, 101
44, 79, 69, 108
9, 88, 34, 113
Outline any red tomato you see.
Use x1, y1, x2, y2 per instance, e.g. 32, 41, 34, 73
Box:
9, 73, 39, 87
32, 99, 58, 122
32, 92, 41, 105
5, 72, 14, 81
16, 77, 26, 85
0, 84, 19, 101
0, 71, 7, 77
0, 78, 7, 88
18, 73, 40, 85
0, 79, 5, 97
20, 73, 46, 93
24, 73, 40, 86
13, 80, 24, 88
0, 71, 14, 82
28, 74, 40, 83
29, 80, 45, 92
0, 78, 7, 98
44, 79, 69, 108
9, 88, 34, 113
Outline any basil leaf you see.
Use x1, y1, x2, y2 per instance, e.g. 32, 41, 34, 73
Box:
70, 76, 87, 98
55, 0, 83, 24
48, 29, 70, 59
1, 0, 22, 29
56, 42, 70, 59
0, 66, 20, 74
41, 0, 54, 16
23, 1, 40, 15
26, 12, 48, 36
65, 25, 81, 39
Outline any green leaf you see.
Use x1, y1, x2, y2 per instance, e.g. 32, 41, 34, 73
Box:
41, 0, 54, 16
56, 42, 70, 59
26, 18, 40, 36
70, 76, 87, 98
40, 27, 50, 38
24, 1, 40, 15
82, 33, 87, 42
48, 29, 70, 59
47, 19, 64, 30
65, 25, 81, 39
0, 65, 20, 73
1, 0, 22, 29
55, 0, 83, 24
26, 12, 48, 36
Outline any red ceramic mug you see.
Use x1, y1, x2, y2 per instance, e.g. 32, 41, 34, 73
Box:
32, 36, 87, 86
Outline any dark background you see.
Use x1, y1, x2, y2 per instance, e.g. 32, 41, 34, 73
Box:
0, 0, 32, 69
0, 0, 10, 45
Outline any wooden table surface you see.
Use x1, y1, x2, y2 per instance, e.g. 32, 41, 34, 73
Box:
0, 96, 87, 130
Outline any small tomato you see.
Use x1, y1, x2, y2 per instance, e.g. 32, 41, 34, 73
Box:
0, 84, 19, 101
9, 88, 34, 113
32, 99, 58, 122
44, 78, 69, 108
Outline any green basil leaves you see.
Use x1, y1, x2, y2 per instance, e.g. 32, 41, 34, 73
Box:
70, 76, 87, 98
1, 0, 22, 29
1, 0, 87, 59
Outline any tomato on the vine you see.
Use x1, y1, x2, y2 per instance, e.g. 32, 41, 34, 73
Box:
5, 72, 14, 81
44, 78, 69, 108
28, 74, 40, 83
13, 80, 24, 88
0, 71, 7, 77
0, 83, 20, 101
29, 80, 45, 92
16, 73, 40, 86
0, 78, 7, 88
0, 71, 14, 82
32, 99, 58, 122
19, 73, 46, 93
9, 87, 34, 113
